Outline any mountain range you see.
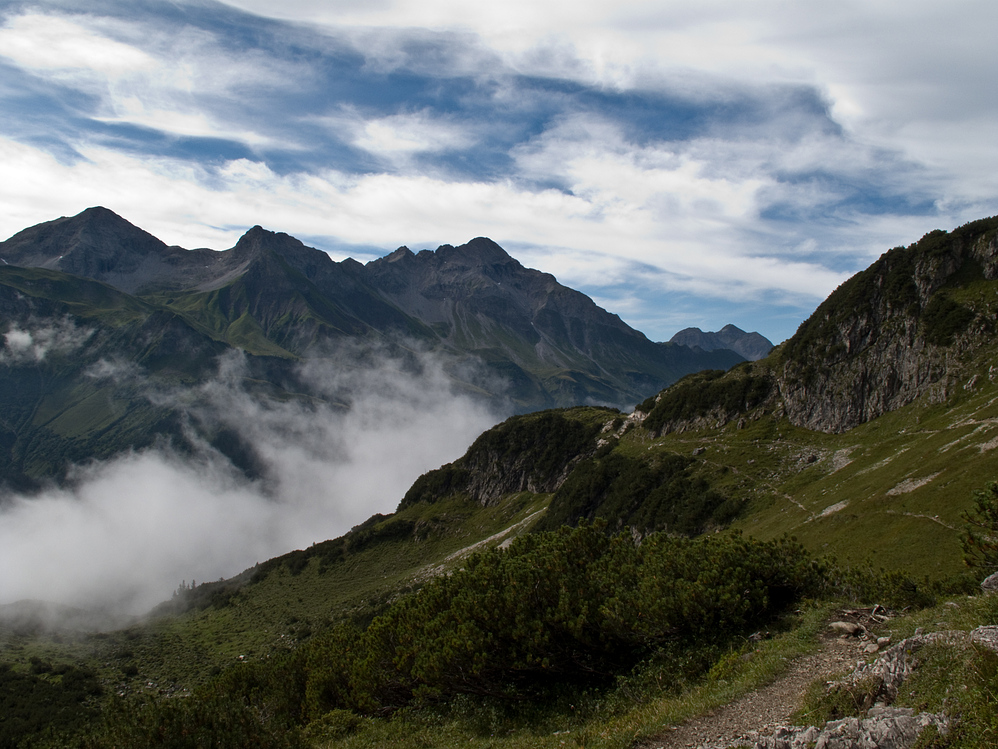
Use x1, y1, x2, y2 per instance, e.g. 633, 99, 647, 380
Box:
0, 207, 763, 488
0, 206, 751, 396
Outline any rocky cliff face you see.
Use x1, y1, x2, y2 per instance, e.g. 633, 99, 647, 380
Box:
400, 409, 610, 508
777, 217, 998, 433
637, 216, 998, 437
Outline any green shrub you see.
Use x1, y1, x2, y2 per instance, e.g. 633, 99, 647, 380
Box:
302, 708, 368, 741
85, 691, 306, 749
640, 370, 772, 435
828, 565, 936, 610
301, 524, 826, 717
921, 293, 975, 346
0, 661, 102, 747
399, 409, 610, 510
400, 464, 471, 507
794, 673, 882, 725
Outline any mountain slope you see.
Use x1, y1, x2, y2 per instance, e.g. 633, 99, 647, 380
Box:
0, 265, 312, 489
638, 216, 998, 435
364, 238, 742, 405
778, 216, 998, 432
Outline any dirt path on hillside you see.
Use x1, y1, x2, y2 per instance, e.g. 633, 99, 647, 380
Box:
636, 618, 876, 749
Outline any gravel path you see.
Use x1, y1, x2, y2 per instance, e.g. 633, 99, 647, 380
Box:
637, 624, 874, 749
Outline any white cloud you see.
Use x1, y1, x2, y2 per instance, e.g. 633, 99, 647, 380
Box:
2, 1, 995, 338
219, 0, 998, 199
354, 110, 476, 155
0, 12, 158, 77
0, 318, 94, 365
0, 131, 922, 312
0, 11, 293, 148
94, 104, 275, 147
0, 346, 500, 614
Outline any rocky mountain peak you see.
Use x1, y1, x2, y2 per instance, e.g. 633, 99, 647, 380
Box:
231, 225, 289, 254
442, 237, 516, 266
0, 206, 171, 291
669, 325, 774, 361
228, 225, 340, 278
382, 247, 414, 263
0, 208, 748, 413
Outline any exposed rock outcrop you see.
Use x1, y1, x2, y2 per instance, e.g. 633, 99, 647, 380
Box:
777, 218, 998, 433
637, 216, 998, 437
399, 409, 608, 508
733, 707, 949, 749
705, 626, 998, 749
736, 707, 949, 749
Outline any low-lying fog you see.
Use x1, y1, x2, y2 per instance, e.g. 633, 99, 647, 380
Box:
0, 347, 503, 617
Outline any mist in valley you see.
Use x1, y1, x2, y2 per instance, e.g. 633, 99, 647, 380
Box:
0, 345, 503, 617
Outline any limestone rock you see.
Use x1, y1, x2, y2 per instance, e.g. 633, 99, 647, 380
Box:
733, 708, 949, 749
980, 571, 998, 592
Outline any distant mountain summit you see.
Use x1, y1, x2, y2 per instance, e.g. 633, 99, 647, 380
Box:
0, 208, 743, 409
0, 206, 206, 294
669, 325, 773, 361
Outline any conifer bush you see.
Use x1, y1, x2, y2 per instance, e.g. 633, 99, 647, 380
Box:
87, 525, 827, 743
302, 523, 826, 718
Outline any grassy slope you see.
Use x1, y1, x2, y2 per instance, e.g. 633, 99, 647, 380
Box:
627, 353, 997, 579
2, 379, 996, 749
9, 365, 994, 699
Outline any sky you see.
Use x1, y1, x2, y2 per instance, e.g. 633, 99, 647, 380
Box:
2, 0, 998, 344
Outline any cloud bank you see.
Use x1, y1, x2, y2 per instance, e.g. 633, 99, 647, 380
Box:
0, 347, 501, 616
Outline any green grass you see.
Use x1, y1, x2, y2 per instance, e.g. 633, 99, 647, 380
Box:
611, 370, 998, 580
7, 373, 997, 700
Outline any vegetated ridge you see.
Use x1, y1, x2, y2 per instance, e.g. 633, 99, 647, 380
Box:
640, 215, 998, 435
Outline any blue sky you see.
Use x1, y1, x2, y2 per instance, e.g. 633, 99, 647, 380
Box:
1, 0, 997, 343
